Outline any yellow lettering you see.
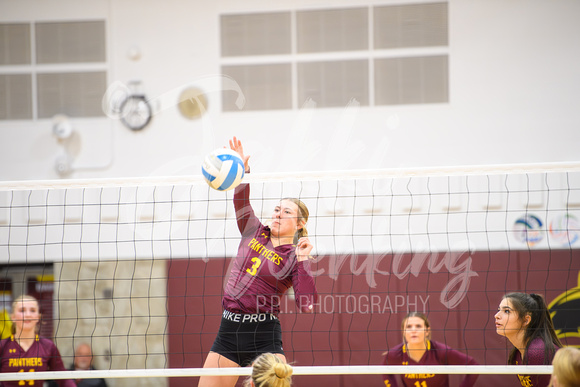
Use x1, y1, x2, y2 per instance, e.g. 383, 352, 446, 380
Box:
517, 375, 532, 387
17, 368, 35, 386
405, 374, 435, 379
246, 257, 262, 276
248, 239, 284, 266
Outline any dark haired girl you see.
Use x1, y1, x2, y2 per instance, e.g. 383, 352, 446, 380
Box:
495, 292, 562, 387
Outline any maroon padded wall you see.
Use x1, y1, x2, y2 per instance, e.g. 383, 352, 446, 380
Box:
167, 249, 580, 387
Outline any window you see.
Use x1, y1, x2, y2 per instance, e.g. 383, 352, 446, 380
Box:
220, 3, 449, 111
374, 3, 448, 49
0, 20, 107, 121
296, 8, 368, 53
221, 12, 291, 56
222, 64, 292, 111
375, 55, 448, 105
298, 60, 369, 107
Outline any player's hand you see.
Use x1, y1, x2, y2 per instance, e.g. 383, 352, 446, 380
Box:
296, 237, 314, 262
228, 136, 250, 172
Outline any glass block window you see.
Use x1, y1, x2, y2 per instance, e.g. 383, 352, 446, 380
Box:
297, 8, 368, 53
36, 21, 106, 64
220, 2, 449, 111
37, 71, 107, 118
221, 12, 291, 57
298, 60, 369, 107
374, 3, 448, 49
0, 24, 31, 65
0, 74, 32, 119
374, 55, 448, 105
0, 20, 106, 121
222, 64, 292, 111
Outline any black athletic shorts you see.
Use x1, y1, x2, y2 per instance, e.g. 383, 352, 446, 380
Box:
210, 310, 284, 367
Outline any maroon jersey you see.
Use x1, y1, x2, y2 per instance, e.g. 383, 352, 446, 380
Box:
222, 183, 318, 315
382, 340, 479, 387
0, 335, 75, 387
511, 337, 556, 387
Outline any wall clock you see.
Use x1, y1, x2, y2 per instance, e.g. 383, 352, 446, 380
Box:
120, 94, 152, 131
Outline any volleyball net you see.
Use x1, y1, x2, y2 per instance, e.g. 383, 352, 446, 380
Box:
0, 163, 579, 387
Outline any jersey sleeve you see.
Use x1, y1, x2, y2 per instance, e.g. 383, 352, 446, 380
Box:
382, 352, 399, 387
291, 260, 318, 313
46, 342, 76, 387
233, 183, 262, 236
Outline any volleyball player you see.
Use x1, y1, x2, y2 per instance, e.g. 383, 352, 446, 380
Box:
495, 292, 562, 387
243, 352, 293, 387
382, 312, 479, 387
198, 137, 318, 387
550, 347, 580, 387
0, 295, 75, 387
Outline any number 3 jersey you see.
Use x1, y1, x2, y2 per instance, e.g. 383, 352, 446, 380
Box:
382, 340, 479, 387
0, 335, 76, 387
221, 183, 318, 316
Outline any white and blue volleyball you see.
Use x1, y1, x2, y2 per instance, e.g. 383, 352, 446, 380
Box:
202, 148, 245, 191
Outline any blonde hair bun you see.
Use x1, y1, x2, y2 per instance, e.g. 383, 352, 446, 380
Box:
274, 362, 293, 379
245, 353, 293, 387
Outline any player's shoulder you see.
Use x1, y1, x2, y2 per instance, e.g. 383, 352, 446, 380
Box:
527, 337, 546, 351
36, 336, 57, 348
526, 337, 548, 364
385, 342, 405, 358
0, 336, 13, 346
429, 340, 451, 350
0, 336, 13, 354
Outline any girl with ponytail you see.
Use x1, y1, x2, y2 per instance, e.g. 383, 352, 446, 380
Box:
199, 137, 317, 387
495, 292, 562, 387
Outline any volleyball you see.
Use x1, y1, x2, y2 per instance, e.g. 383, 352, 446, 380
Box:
201, 148, 245, 191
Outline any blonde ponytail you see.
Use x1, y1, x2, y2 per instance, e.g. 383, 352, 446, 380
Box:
244, 353, 293, 387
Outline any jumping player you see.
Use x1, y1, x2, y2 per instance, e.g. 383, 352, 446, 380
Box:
198, 137, 318, 387
0, 295, 75, 387
495, 292, 562, 387
382, 312, 479, 387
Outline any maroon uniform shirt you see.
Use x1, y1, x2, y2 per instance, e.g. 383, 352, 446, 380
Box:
0, 335, 75, 387
222, 183, 318, 315
511, 337, 556, 387
382, 340, 479, 387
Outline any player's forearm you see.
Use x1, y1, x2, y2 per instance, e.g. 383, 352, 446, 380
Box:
233, 183, 259, 235
293, 261, 318, 313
